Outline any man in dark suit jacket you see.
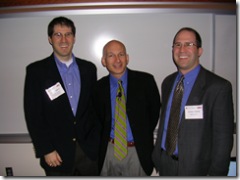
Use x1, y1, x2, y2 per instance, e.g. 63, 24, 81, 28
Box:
93, 40, 161, 176
152, 27, 234, 176
24, 16, 99, 176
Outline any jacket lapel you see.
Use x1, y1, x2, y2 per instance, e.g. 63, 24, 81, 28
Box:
159, 73, 177, 137
179, 66, 206, 131
104, 76, 112, 124
46, 54, 74, 117
126, 69, 136, 105
185, 66, 206, 106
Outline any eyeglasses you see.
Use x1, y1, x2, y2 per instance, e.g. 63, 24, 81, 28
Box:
52, 32, 73, 39
172, 42, 197, 49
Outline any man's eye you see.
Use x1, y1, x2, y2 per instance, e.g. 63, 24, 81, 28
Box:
174, 43, 181, 47
186, 43, 193, 46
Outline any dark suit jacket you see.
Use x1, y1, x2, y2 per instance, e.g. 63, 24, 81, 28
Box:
93, 69, 161, 175
152, 66, 234, 176
24, 54, 99, 172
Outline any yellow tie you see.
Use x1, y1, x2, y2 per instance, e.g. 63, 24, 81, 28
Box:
114, 80, 127, 160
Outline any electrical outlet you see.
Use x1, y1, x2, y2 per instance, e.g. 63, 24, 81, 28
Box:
5, 167, 13, 176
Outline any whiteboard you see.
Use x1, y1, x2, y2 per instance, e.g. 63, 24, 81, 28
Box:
0, 11, 236, 134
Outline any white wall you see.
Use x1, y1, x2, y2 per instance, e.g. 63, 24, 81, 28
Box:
0, 13, 215, 134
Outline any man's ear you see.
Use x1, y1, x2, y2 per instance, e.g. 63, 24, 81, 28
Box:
198, 47, 203, 57
126, 54, 129, 65
48, 37, 52, 45
101, 57, 106, 67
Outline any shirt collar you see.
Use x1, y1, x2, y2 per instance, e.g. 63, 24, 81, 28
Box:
178, 65, 200, 83
110, 69, 128, 87
54, 53, 76, 69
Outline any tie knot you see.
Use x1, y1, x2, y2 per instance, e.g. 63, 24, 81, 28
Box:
118, 80, 123, 86
179, 75, 184, 82
117, 80, 124, 98
176, 75, 184, 91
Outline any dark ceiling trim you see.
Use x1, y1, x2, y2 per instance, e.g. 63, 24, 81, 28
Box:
0, 0, 236, 7
0, 2, 236, 16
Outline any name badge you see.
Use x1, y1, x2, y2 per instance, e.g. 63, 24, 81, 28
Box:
185, 105, 203, 119
45, 82, 65, 101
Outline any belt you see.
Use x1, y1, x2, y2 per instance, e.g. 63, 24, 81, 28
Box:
161, 148, 178, 161
109, 138, 135, 147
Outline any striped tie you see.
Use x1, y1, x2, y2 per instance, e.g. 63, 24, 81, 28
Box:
166, 75, 184, 156
114, 80, 127, 160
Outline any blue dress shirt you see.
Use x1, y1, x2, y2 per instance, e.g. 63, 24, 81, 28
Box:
55, 54, 81, 116
109, 70, 134, 142
161, 65, 201, 155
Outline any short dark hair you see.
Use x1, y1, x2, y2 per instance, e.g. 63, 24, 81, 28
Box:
173, 27, 202, 48
48, 16, 76, 37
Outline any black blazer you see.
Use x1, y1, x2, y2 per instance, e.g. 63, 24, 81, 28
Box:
152, 66, 234, 175
93, 69, 161, 175
24, 54, 99, 172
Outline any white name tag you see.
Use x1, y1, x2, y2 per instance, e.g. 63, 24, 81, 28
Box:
185, 105, 203, 119
45, 82, 65, 101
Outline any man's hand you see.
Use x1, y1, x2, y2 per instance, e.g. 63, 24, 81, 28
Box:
44, 150, 63, 167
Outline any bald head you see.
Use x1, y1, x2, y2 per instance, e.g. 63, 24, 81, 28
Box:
102, 40, 127, 58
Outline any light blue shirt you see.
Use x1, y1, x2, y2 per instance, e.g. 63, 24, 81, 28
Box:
55, 54, 81, 116
109, 70, 134, 142
161, 65, 201, 155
